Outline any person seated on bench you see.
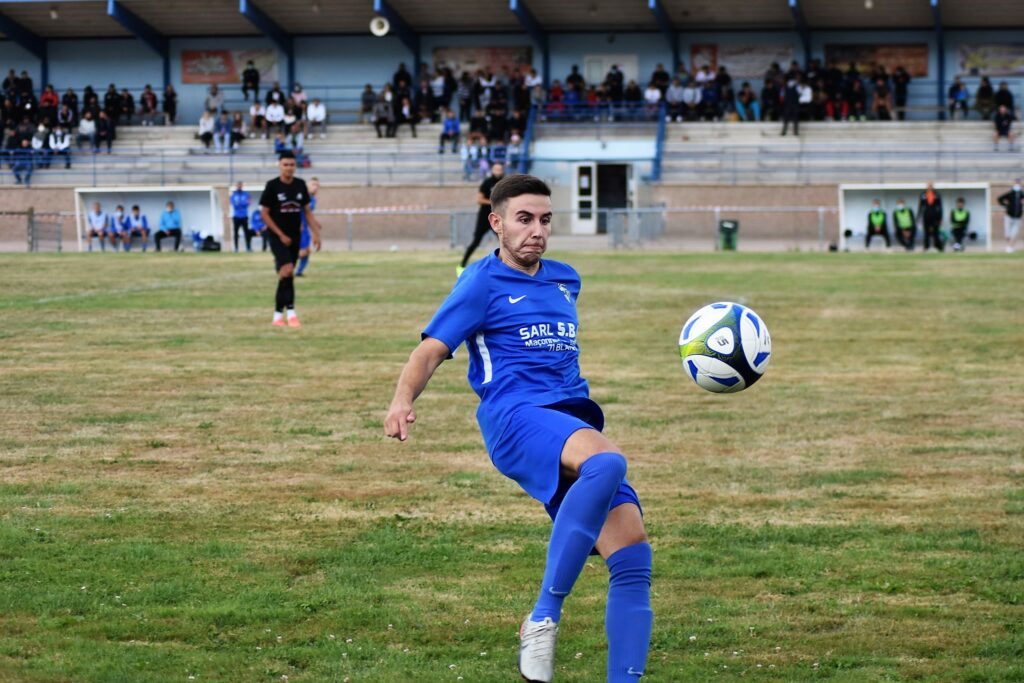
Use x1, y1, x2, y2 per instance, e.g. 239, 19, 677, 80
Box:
154, 201, 182, 252
124, 204, 150, 252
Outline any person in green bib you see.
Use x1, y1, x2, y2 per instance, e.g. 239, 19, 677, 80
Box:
865, 198, 891, 250
950, 197, 971, 252
892, 199, 916, 251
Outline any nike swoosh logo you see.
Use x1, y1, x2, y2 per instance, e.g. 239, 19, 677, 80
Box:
626, 668, 644, 677
508, 295, 527, 304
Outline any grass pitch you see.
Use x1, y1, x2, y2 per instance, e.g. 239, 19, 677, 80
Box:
1, 250, 1022, 683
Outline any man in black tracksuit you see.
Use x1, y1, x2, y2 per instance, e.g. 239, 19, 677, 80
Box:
997, 179, 1023, 253
917, 182, 944, 252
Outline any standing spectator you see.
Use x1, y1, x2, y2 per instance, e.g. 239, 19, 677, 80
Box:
715, 66, 734, 111
438, 108, 459, 153
893, 66, 911, 120
249, 100, 267, 138
197, 110, 215, 150
213, 111, 232, 153
606, 64, 624, 104
205, 84, 224, 113
139, 85, 158, 125
373, 92, 395, 138
917, 182, 944, 252
760, 78, 780, 121
997, 178, 1023, 253
781, 77, 801, 136
49, 125, 71, 168
643, 81, 661, 117
15, 70, 33, 98
11, 138, 33, 186
61, 87, 79, 122
39, 85, 59, 125
865, 198, 891, 250
397, 96, 417, 137
650, 63, 671, 94
392, 62, 412, 90
2, 69, 16, 99
103, 84, 120, 125
892, 198, 916, 251
994, 81, 1015, 115
242, 60, 260, 102
265, 81, 285, 106
82, 86, 100, 117
360, 84, 376, 124
993, 104, 1015, 151
265, 99, 285, 133
76, 110, 97, 151
872, 78, 893, 120
665, 78, 685, 121
975, 77, 995, 120
735, 82, 760, 122
947, 77, 969, 120
119, 88, 135, 125
230, 111, 247, 148
949, 197, 971, 252
566, 65, 585, 94
155, 201, 183, 252
230, 181, 251, 252
430, 68, 446, 108
162, 84, 178, 125
456, 72, 473, 122
96, 111, 115, 153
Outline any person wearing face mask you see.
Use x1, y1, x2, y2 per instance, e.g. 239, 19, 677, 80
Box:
892, 199, 916, 251
917, 182, 944, 252
997, 179, 1023, 253
865, 199, 891, 250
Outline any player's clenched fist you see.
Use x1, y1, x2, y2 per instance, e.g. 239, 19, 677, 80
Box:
384, 401, 416, 441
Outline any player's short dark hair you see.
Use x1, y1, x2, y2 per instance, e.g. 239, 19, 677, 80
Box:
957, 197, 965, 203
278, 150, 296, 161
490, 174, 551, 217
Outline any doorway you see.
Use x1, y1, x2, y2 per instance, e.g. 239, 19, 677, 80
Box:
597, 164, 630, 234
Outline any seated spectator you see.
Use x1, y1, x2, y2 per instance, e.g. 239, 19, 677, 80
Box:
947, 77, 969, 120
566, 65, 585, 95
265, 100, 285, 133
826, 88, 848, 121
49, 125, 71, 169
847, 78, 868, 120
307, 97, 327, 138
397, 96, 417, 137
282, 101, 298, 132
872, 78, 893, 120
18, 90, 38, 122
213, 111, 231, 153
85, 202, 109, 251
650, 63, 670, 94
798, 78, 814, 119
163, 84, 178, 125
62, 88, 79, 122
811, 78, 829, 120
241, 60, 260, 102
288, 121, 305, 156
139, 84, 159, 126
96, 111, 115, 153
456, 72, 473, 121
695, 65, 713, 85
108, 205, 127, 251
643, 81, 662, 116
681, 79, 702, 121
2, 98, 18, 129
416, 79, 436, 122
486, 98, 508, 141
119, 88, 135, 125
975, 77, 995, 120
439, 108, 459, 153
265, 81, 285, 106
735, 82, 760, 122
291, 83, 308, 117
373, 93, 395, 138
12, 138, 33, 186
197, 110, 215, 151
994, 81, 1014, 114
715, 66, 734, 111
665, 78, 685, 121
360, 84, 376, 124
249, 100, 267, 138
993, 103, 1016, 151
231, 112, 246, 149
469, 109, 488, 138
623, 80, 642, 112
273, 130, 291, 154
56, 103, 75, 130
249, 206, 268, 252
82, 86, 99, 117
17, 70, 33, 97
15, 117, 34, 145
205, 84, 224, 113
699, 81, 720, 120
124, 205, 150, 252
39, 85, 59, 125
760, 78, 780, 121
154, 201, 182, 252
30, 123, 50, 168
76, 111, 97, 151
103, 84, 120, 125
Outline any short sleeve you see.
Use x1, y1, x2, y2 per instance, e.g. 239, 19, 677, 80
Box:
422, 272, 488, 357
298, 180, 311, 206
259, 181, 275, 209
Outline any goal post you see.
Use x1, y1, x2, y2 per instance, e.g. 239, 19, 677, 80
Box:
838, 183, 991, 252
73, 186, 223, 252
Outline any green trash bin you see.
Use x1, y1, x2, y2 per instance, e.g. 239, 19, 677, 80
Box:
718, 219, 738, 251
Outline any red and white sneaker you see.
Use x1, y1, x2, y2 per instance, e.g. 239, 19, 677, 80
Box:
286, 312, 301, 328
272, 315, 286, 327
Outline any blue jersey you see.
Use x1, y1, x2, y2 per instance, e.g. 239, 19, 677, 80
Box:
422, 250, 589, 452
230, 190, 250, 218
250, 208, 265, 232
301, 195, 317, 230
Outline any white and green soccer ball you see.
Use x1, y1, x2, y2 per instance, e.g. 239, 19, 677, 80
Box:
679, 302, 771, 393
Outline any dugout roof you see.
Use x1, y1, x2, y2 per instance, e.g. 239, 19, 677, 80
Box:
0, 0, 1021, 40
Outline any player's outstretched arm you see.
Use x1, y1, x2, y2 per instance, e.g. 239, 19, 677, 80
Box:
384, 337, 451, 442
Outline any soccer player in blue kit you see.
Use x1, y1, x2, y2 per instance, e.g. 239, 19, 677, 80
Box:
384, 175, 652, 682
296, 176, 318, 276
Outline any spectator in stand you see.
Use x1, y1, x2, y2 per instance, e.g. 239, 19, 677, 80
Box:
61, 87, 79, 121
291, 83, 308, 118
360, 84, 376, 124
486, 96, 508, 142
665, 78, 685, 121
643, 81, 661, 116
282, 101, 298, 134
373, 92, 395, 138
16, 70, 32, 96
19, 89, 38, 123
476, 70, 497, 110
273, 130, 290, 154
947, 77, 969, 120
764, 62, 783, 85
56, 103, 74, 130
139, 85, 158, 126
468, 108, 488, 138
39, 85, 58, 125
49, 125, 71, 169
439, 107, 460, 153
242, 60, 260, 102
949, 197, 971, 252
85, 202, 109, 251
513, 79, 532, 115
82, 86, 99, 117
847, 77, 867, 121
307, 98, 327, 138
826, 86, 848, 121
265, 82, 285, 106
872, 78, 893, 120
124, 205, 150, 252
892, 198, 916, 251
230, 181, 251, 252
430, 68, 447, 110
12, 138, 33, 186
15, 116, 33, 145
103, 84, 120, 125
394, 77, 412, 116
694, 64, 713, 85
893, 66, 911, 120
393, 62, 412, 90
781, 76, 801, 136
249, 100, 267, 138
2, 69, 16, 99
265, 99, 285, 134
456, 72, 473, 122
197, 110, 215, 151
566, 65, 585, 95
205, 84, 224, 114
415, 79, 436, 122
811, 78, 829, 120
735, 82, 760, 122
0, 98, 16, 130
96, 110, 115, 152
397, 96, 417, 137
998, 178, 1023, 253
699, 79, 721, 121
76, 110, 97, 151
623, 79, 642, 114
288, 121, 305, 158
651, 63, 671, 94
798, 77, 813, 120
163, 85, 177, 125
30, 123, 49, 168
606, 64, 624, 104
213, 111, 232, 153
154, 201, 182, 252
231, 111, 247, 148
993, 103, 1015, 151
119, 88, 135, 125
994, 81, 1014, 115
761, 78, 780, 121
975, 77, 995, 120
917, 182, 944, 252
715, 66, 734, 114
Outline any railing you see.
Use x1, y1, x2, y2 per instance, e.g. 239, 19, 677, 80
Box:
651, 101, 668, 181
536, 102, 665, 126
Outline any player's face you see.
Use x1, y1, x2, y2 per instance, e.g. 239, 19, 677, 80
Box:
494, 194, 552, 269
308, 179, 319, 194
279, 158, 296, 180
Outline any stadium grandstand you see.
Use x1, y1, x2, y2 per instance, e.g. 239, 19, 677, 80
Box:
0, 0, 1022, 251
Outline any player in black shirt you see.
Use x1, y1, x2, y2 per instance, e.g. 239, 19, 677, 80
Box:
260, 150, 321, 328
458, 161, 504, 273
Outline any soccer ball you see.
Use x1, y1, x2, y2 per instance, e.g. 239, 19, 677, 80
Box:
678, 302, 771, 393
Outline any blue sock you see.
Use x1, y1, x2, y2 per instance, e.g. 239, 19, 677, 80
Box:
606, 542, 653, 682
296, 255, 309, 275
531, 452, 626, 623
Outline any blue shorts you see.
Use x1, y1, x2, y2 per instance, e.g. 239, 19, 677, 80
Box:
299, 225, 311, 250
489, 398, 641, 518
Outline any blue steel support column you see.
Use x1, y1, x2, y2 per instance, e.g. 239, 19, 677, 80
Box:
0, 12, 47, 92
240, 0, 295, 90
931, 0, 945, 121
510, 0, 549, 88
788, 0, 812, 68
374, 0, 421, 81
648, 0, 680, 73
107, 0, 170, 90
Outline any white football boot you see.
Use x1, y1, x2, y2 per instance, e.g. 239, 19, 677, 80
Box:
519, 615, 559, 682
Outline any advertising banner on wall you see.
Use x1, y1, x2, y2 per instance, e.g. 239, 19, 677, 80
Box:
689, 44, 796, 78
181, 49, 279, 84
957, 44, 1024, 76
824, 44, 929, 77
432, 46, 533, 76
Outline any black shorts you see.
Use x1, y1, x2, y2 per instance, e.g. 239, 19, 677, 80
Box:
269, 232, 301, 270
